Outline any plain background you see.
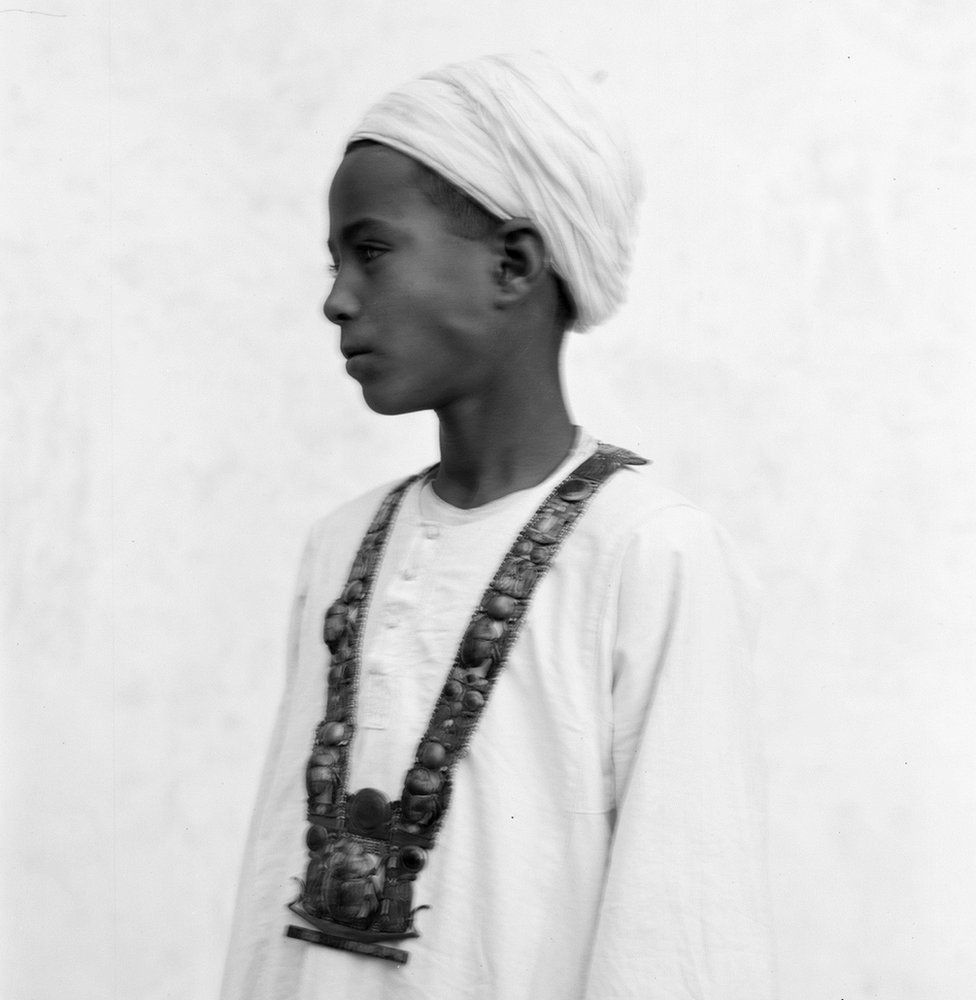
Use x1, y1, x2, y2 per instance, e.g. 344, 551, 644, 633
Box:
2, 2, 974, 997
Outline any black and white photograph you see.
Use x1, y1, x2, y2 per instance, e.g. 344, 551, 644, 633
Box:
2, 3, 974, 998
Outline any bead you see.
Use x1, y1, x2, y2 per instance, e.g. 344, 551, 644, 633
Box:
307, 764, 336, 795
473, 617, 505, 640
462, 690, 485, 711
343, 579, 364, 602
320, 722, 346, 745
402, 790, 439, 825
346, 787, 392, 835
323, 603, 348, 650
444, 679, 463, 699
515, 539, 533, 555
418, 741, 446, 768
399, 845, 427, 873
329, 661, 350, 684
309, 747, 340, 766
462, 635, 493, 664
495, 562, 538, 598
406, 768, 441, 794
531, 545, 553, 564
557, 477, 593, 502
306, 824, 329, 851
535, 512, 562, 534
484, 593, 517, 620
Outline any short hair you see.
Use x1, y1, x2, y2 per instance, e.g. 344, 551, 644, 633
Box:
345, 139, 499, 241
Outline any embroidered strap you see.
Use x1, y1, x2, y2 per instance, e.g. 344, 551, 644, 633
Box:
287, 442, 647, 961
312, 470, 425, 830
397, 443, 648, 847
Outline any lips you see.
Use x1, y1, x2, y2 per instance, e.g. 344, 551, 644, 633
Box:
343, 346, 376, 379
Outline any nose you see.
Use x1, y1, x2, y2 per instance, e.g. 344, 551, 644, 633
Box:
323, 273, 360, 325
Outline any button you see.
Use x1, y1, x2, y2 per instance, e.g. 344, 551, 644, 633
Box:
346, 787, 392, 836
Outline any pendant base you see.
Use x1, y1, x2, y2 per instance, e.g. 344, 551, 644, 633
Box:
285, 924, 409, 964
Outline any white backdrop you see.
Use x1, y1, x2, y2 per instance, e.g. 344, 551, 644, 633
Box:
3, 2, 975, 997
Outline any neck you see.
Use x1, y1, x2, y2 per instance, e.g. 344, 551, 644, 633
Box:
432, 374, 575, 509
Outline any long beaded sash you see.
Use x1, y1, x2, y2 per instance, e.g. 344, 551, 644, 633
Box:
286, 443, 647, 963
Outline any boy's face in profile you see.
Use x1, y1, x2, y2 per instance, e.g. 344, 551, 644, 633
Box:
325, 144, 504, 417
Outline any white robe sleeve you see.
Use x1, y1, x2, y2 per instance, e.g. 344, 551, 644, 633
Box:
219, 527, 319, 1000
583, 504, 775, 1000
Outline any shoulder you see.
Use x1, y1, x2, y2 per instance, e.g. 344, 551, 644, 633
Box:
586, 457, 720, 547
301, 474, 416, 575
308, 479, 402, 542
583, 458, 759, 603
577, 461, 763, 663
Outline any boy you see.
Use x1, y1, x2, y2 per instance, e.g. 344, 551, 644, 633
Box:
222, 53, 772, 999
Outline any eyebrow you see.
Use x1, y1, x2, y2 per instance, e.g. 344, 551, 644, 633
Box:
326, 217, 397, 256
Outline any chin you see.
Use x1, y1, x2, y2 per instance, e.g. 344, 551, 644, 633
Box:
360, 385, 427, 417
357, 371, 455, 417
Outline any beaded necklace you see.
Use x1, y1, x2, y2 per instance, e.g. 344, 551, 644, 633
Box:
286, 442, 646, 963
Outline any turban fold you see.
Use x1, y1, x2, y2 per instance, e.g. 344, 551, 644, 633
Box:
348, 52, 643, 331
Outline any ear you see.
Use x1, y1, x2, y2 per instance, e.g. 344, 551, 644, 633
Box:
491, 218, 549, 308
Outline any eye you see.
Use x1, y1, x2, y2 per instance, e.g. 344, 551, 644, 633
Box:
357, 244, 386, 265
328, 245, 386, 276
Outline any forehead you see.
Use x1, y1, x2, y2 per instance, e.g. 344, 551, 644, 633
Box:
328, 145, 431, 226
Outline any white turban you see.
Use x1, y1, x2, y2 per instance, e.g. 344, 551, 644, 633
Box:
348, 52, 643, 331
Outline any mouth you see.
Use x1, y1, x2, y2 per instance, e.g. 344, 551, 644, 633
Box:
343, 347, 375, 379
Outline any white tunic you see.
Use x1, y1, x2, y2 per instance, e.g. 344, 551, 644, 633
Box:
221, 433, 774, 999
